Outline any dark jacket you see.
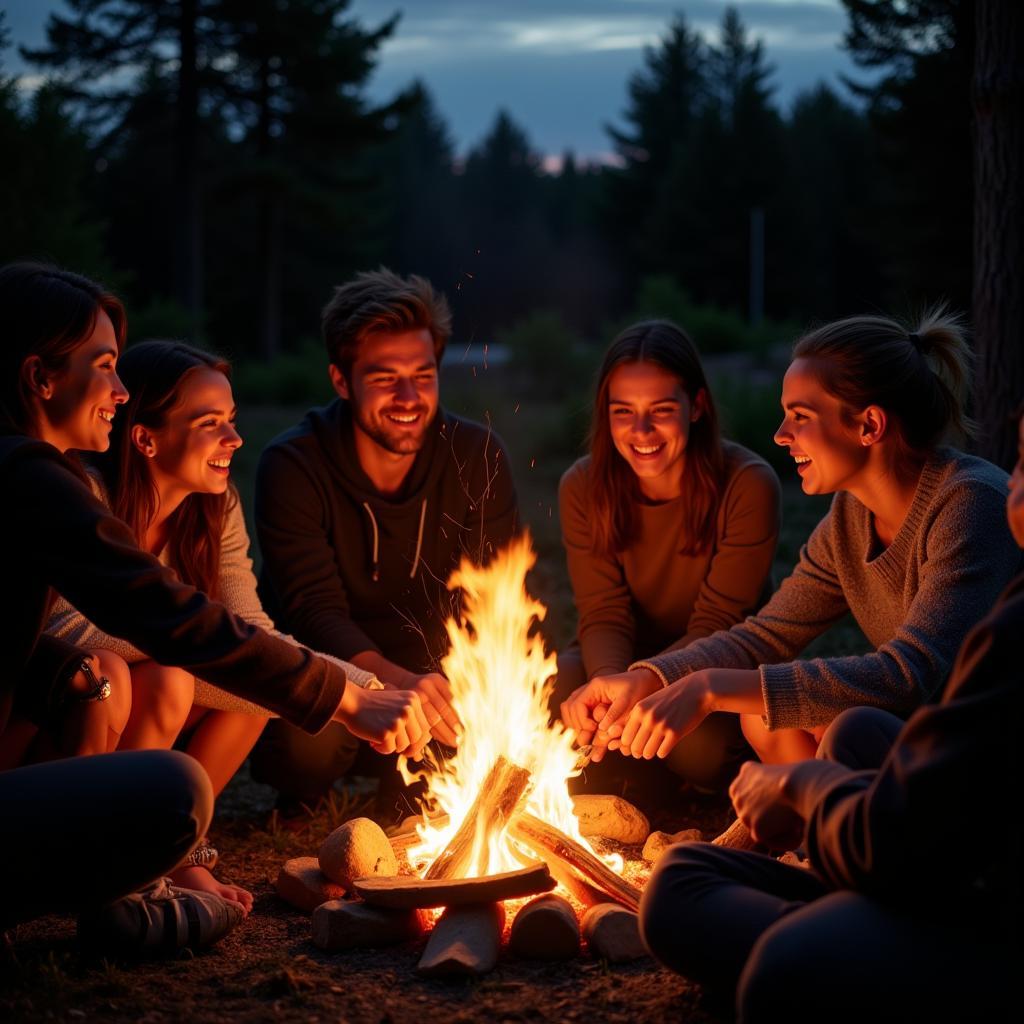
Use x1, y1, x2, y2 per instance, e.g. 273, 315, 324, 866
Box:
805, 570, 1024, 940
0, 435, 347, 735
255, 400, 518, 673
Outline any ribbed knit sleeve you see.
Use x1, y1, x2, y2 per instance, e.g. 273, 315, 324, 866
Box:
758, 476, 1019, 728
559, 461, 636, 678
634, 506, 849, 693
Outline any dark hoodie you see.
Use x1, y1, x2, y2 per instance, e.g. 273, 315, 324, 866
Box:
255, 400, 518, 673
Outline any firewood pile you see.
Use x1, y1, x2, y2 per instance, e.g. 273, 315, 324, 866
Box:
275, 766, 709, 977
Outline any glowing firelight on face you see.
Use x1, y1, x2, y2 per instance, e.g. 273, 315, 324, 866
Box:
400, 534, 621, 879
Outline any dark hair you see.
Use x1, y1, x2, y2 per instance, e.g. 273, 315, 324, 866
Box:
321, 267, 452, 376
588, 320, 726, 557
0, 261, 126, 434
792, 306, 975, 453
94, 340, 233, 598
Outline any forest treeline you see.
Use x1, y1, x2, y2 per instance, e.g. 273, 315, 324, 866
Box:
0, 1, 978, 365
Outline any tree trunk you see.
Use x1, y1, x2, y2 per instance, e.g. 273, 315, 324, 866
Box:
972, 0, 1024, 469
258, 53, 283, 361
175, 0, 202, 320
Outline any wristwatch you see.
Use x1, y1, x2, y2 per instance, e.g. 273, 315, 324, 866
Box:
69, 658, 112, 702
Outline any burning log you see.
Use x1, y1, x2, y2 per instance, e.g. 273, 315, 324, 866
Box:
509, 812, 642, 912
416, 902, 505, 978
352, 862, 554, 910
509, 893, 580, 961
424, 755, 532, 880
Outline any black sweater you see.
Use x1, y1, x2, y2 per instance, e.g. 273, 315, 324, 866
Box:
255, 400, 518, 673
0, 435, 347, 735
805, 571, 1024, 940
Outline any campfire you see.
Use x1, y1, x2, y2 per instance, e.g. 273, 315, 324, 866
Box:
277, 537, 650, 974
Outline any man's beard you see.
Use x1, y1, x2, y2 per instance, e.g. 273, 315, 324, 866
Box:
353, 405, 433, 455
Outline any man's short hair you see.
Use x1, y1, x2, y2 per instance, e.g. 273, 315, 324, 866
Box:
321, 267, 452, 375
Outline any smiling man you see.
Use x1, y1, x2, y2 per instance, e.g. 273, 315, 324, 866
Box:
251, 268, 519, 817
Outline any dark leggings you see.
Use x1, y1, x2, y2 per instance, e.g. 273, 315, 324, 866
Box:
641, 703, 1015, 1023
641, 843, 1014, 1023
0, 749, 211, 927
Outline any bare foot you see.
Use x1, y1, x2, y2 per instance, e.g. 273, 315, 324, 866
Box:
169, 865, 254, 916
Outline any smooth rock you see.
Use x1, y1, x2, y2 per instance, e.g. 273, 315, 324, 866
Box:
276, 857, 346, 913
311, 899, 425, 951
319, 817, 397, 888
641, 828, 703, 864
572, 794, 650, 845
582, 903, 648, 963
509, 893, 580, 961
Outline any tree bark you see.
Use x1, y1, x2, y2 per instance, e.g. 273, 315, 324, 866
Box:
972, 0, 1024, 469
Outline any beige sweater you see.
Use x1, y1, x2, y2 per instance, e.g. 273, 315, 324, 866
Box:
560, 442, 781, 679
47, 475, 376, 714
635, 448, 1022, 731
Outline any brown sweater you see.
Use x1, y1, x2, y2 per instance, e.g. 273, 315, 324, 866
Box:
559, 442, 781, 679
636, 448, 1022, 730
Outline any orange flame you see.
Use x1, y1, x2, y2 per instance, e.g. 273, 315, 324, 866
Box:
400, 534, 621, 878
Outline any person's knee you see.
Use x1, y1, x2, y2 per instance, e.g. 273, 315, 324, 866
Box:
134, 663, 195, 739
153, 749, 214, 843
640, 843, 721, 968
817, 707, 898, 767
251, 719, 358, 800
92, 650, 133, 734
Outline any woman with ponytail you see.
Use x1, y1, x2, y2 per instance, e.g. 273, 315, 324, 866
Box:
563, 308, 1022, 783
557, 320, 781, 790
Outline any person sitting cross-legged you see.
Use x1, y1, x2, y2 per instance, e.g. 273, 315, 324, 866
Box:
251, 268, 519, 821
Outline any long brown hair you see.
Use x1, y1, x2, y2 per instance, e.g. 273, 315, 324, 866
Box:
792, 306, 975, 457
0, 261, 126, 435
588, 320, 726, 557
94, 340, 234, 597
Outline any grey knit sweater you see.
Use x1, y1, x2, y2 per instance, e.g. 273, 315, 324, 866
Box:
634, 448, 1021, 731
47, 474, 376, 714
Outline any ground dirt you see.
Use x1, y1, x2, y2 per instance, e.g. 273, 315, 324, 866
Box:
2, 765, 735, 1024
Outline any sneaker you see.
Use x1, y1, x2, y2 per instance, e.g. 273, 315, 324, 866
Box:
78, 878, 243, 958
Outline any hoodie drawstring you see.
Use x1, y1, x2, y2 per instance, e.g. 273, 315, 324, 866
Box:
362, 498, 427, 582
410, 499, 427, 580
362, 502, 380, 582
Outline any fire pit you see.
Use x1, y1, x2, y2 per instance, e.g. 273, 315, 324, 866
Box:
282, 537, 652, 975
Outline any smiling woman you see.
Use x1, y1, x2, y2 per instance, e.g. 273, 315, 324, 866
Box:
562, 309, 1023, 799
45, 339, 384, 911
555, 320, 781, 794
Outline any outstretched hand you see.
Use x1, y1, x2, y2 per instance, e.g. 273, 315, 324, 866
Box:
560, 668, 662, 761
337, 683, 430, 757
610, 670, 713, 760
401, 672, 461, 747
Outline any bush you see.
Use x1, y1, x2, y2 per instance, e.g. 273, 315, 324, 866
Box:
233, 340, 334, 406
625, 275, 795, 356
499, 310, 598, 396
